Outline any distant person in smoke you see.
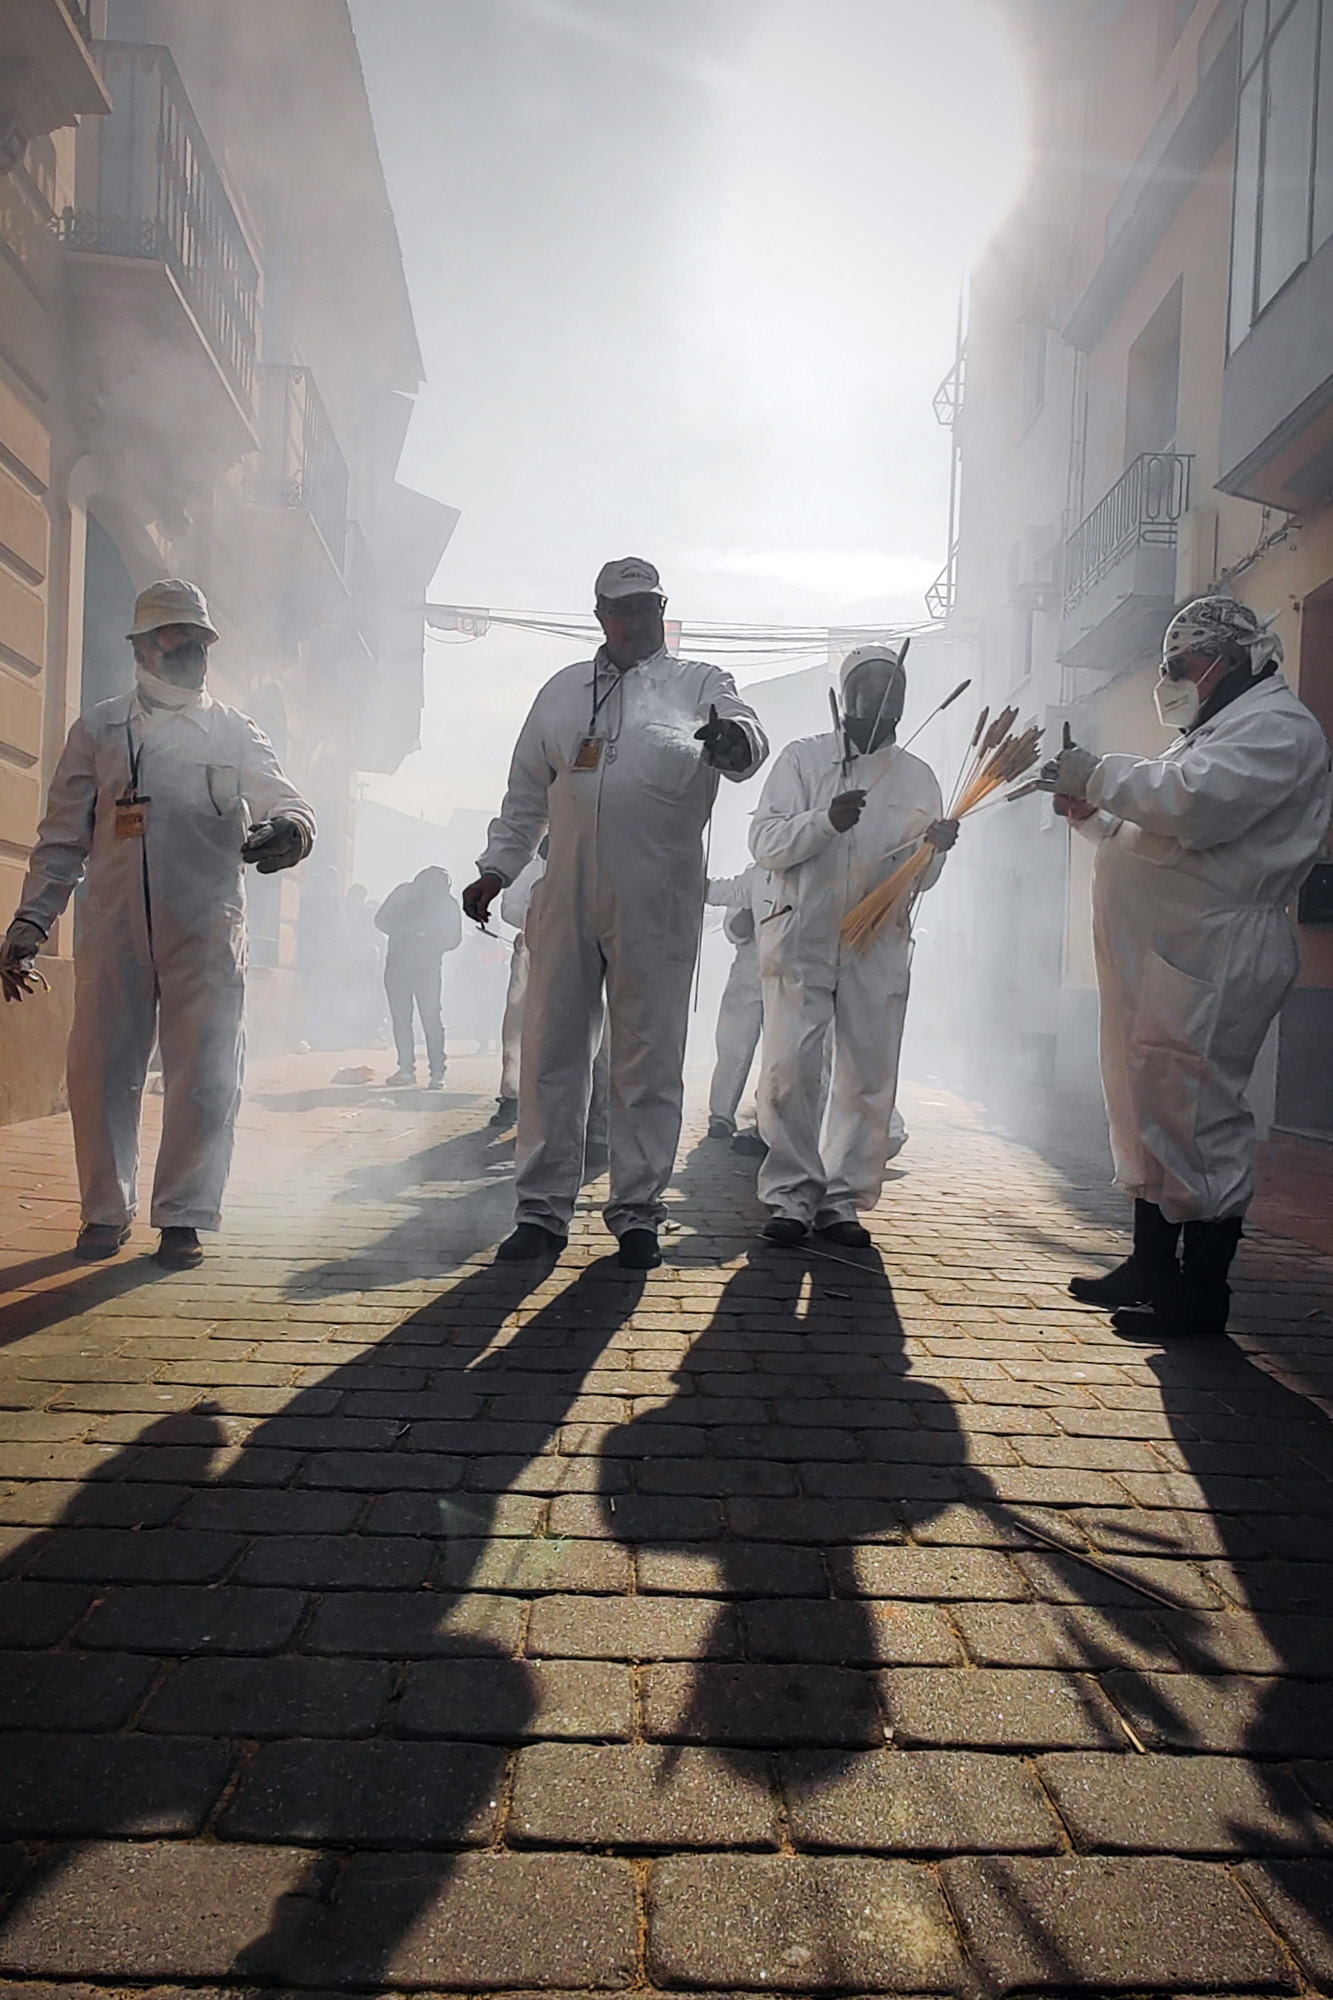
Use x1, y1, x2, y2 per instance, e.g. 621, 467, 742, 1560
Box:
704, 865, 767, 1150
375, 866, 462, 1088
1054, 596, 1333, 1337
750, 643, 956, 1248
463, 556, 767, 1269
0, 579, 315, 1267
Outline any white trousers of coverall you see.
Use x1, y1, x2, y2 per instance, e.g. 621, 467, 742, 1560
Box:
758, 961, 909, 1226
499, 938, 528, 1100
708, 943, 763, 1132
516, 922, 695, 1238
68, 949, 245, 1231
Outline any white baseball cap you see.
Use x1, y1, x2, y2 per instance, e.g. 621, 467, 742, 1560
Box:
594, 556, 665, 602
127, 579, 219, 641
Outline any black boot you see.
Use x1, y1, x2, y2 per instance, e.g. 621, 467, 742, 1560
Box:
1114, 1216, 1243, 1338
1069, 1200, 1180, 1307
495, 1222, 566, 1263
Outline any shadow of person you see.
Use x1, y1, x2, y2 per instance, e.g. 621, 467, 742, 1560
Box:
0, 1252, 647, 1991
0, 1251, 170, 1356
597, 1241, 988, 1792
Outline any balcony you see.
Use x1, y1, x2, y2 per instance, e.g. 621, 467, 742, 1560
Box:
0, 0, 109, 166
59, 42, 259, 509
1060, 451, 1191, 672
249, 363, 349, 575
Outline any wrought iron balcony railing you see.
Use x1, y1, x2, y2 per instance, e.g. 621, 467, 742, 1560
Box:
1063, 451, 1192, 614
253, 363, 349, 570
59, 42, 258, 412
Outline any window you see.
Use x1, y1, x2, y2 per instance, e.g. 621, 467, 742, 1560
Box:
1230, 0, 1333, 347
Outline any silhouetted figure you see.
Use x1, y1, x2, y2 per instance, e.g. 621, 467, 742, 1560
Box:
376, 866, 462, 1088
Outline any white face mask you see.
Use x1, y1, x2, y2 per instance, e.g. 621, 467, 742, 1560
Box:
135, 663, 204, 710
1153, 669, 1200, 731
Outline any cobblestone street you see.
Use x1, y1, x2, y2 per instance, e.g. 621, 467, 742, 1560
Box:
2, 1053, 1333, 1994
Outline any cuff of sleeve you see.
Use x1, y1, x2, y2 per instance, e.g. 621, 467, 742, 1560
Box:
1085, 761, 1109, 809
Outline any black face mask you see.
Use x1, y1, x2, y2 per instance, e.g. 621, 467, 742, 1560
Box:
845, 714, 895, 753
158, 639, 209, 688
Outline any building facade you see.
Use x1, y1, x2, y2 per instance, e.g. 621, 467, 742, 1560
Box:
935, 0, 1333, 1140
0, 0, 454, 1123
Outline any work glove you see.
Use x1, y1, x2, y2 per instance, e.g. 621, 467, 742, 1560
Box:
1040, 723, 1100, 802
241, 816, 313, 874
924, 818, 960, 852
1, 918, 49, 1004
695, 704, 752, 773
462, 873, 503, 927
829, 789, 866, 831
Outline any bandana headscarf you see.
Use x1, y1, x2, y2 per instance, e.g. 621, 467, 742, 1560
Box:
1162, 597, 1283, 676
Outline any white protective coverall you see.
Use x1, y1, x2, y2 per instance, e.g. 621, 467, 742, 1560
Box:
15, 688, 315, 1230
1075, 672, 1332, 1222
498, 853, 545, 1102
751, 731, 944, 1225
479, 647, 767, 1236
706, 866, 767, 1133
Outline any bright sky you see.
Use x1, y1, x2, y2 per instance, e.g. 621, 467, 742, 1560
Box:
348, 0, 1028, 822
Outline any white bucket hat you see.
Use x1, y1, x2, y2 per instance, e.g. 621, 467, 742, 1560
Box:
127, 579, 219, 642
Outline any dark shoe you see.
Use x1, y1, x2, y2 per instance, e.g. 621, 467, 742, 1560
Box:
490, 1096, 518, 1126
762, 1216, 809, 1245
817, 1220, 872, 1249
731, 1129, 768, 1158
1114, 1217, 1242, 1337
495, 1223, 566, 1263
74, 1222, 131, 1261
156, 1227, 203, 1269
385, 1069, 416, 1088
707, 1116, 734, 1139
618, 1227, 661, 1270
1069, 1199, 1181, 1306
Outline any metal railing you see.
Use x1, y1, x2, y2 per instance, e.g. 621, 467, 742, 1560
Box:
59, 42, 258, 412
1063, 450, 1192, 613
253, 363, 349, 569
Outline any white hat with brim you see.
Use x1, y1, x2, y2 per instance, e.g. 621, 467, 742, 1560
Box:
127, 579, 219, 641
595, 556, 665, 602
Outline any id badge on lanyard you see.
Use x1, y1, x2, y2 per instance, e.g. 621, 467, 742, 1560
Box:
115, 719, 150, 839
572, 736, 604, 771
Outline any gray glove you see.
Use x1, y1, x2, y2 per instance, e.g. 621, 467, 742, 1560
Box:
241, 816, 313, 874
1040, 723, 1099, 801
2, 918, 48, 1003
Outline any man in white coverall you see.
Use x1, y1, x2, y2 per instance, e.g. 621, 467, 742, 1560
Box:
0, 581, 315, 1268
1054, 596, 1332, 1337
705, 865, 767, 1144
463, 557, 768, 1269
751, 644, 957, 1248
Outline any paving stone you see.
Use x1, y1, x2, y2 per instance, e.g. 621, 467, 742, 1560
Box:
0, 1733, 232, 1836
0, 1841, 318, 1978
743, 1598, 961, 1665
1014, 1547, 1223, 1610
0, 1580, 92, 1647
176, 1489, 364, 1533
1238, 1859, 1333, 1986
303, 1588, 524, 1657
527, 1593, 738, 1659
219, 1739, 504, 1846
469, 1453, 626, 1494
1101, 1670, 1333, 1755
547, 1491, 723, 1540
1039, 1752, 1333, 1854
781, 1746, 1060, 1852
395, 1657, 632, 1740
878, 1667, 1124, 1748
509, 1742, 779, 1847
0, 1481, 188, 1527
140, 1657, 392, 1737
636, 1541, 827, 1595
953, 1601, 1179, 1671
19, 1528, 244, 1584
236, 1533, 433, 1589
296, 1449, 464, 1490
1151, 1609, 1333, 1677
365, 1489, 547, 1536
826, 1544, 1026, 1599
941, 1854, 1297, 1992
75, 1585, 306, 1654
432, 1534, 631, 1593
647, 1854, 964, 1992
0, 1650, 156, 1730
725, 1496, 907, 1543
643, 1663, 883, 1746
269, 1851, 637, 1989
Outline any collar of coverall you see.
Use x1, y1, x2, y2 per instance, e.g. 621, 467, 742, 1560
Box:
591, 642, 670, 679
